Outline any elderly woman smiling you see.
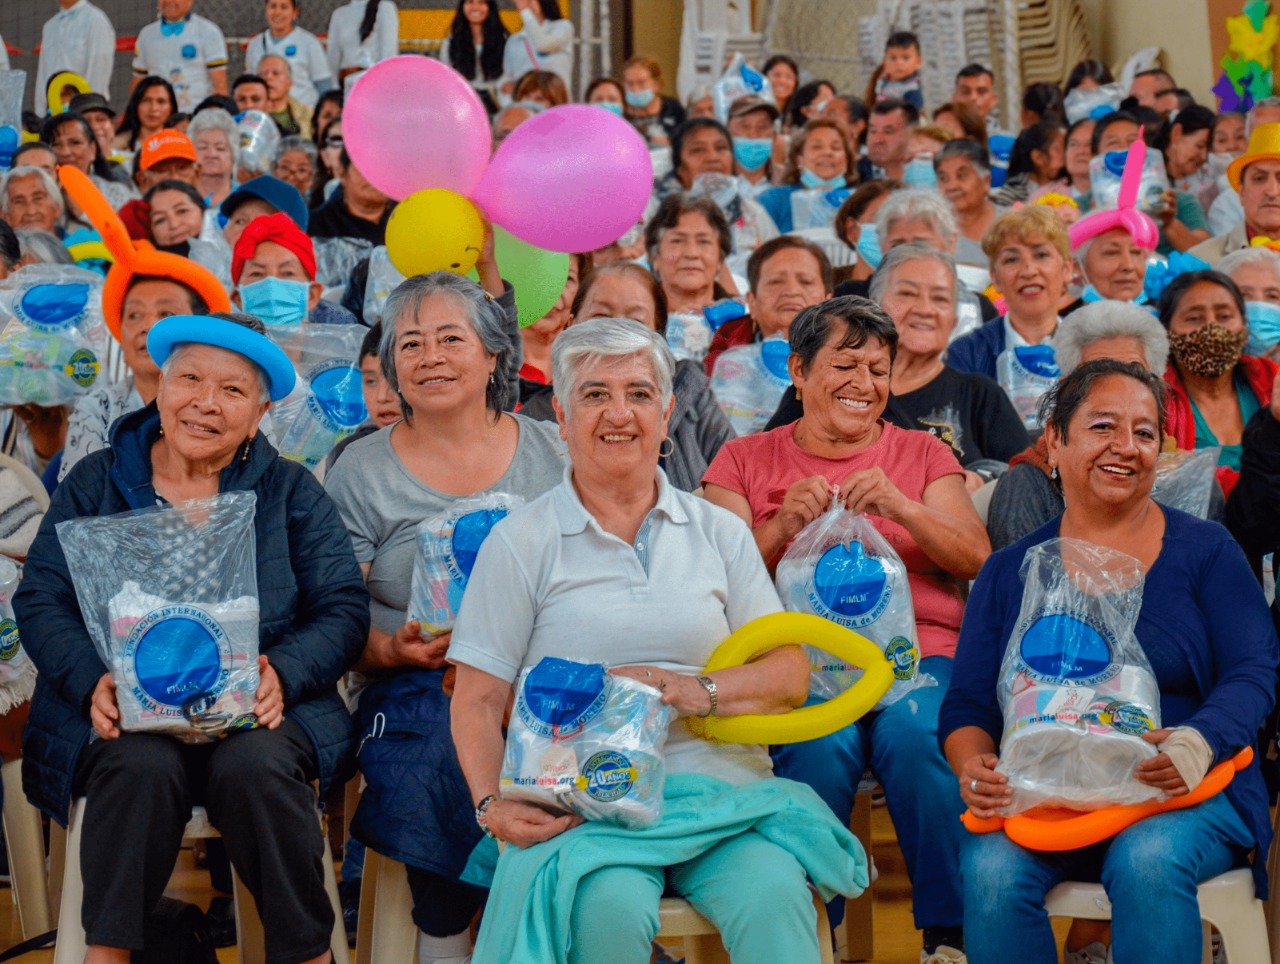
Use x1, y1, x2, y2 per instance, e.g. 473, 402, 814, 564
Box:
702, 297, 990, 964
646, 194, 734, 313
1220, 246, 1280, 362
17, 312, 367, 964
448, 318, 865, 964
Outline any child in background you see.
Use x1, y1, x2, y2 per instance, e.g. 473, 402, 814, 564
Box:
875, 31, 924, 111
325, 323, 401, 471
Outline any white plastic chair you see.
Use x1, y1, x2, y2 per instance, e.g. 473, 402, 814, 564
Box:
1, 757, 52, 939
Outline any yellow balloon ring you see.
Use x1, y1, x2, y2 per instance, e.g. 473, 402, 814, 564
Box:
47, 72, 92, 115
686, 612, 893, 745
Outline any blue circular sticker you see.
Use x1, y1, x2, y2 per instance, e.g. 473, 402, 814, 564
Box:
65, 348, 99, 387
132, 613, 223, 708
306, 361, 367, 429
580, 750, 636, 802
761, 338, 791, 381
13, 283, 90, 332
1101, 700, 1154, 736
1013, 345, 1060, 378
1018, 613, 1114, 683
885, 635, 916, 681
517, 657, 608, 737
812, 542, 888, 622
0, 619, 19, 661
447, 507, 509, 586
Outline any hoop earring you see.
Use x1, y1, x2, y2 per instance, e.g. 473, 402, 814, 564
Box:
658, 437, 675, 459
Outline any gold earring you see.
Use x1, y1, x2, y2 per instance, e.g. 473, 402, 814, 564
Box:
659, 437, 675, 458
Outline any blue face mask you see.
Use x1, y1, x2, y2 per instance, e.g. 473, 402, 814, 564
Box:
799, 168, 845, 191
1245, 300, 1280, 356
734, 138, 773, 172
625, 88, 655, 109
1082, 284, 1148, 306
856, 223, 882, 269
239, 276, 310, 327
596, 101, 624, 116
903, 156, 937, 188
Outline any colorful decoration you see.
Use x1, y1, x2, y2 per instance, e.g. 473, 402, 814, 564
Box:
1216, 0, 1279, 112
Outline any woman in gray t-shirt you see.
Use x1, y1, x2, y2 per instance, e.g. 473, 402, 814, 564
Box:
324, 271, 564, 962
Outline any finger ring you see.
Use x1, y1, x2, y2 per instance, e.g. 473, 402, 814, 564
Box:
644, 670, 652, 678
970, 779, 979, 792
659, 679, 667, 690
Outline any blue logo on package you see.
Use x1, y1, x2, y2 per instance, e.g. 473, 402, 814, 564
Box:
885, 635, 916, 681
65, 348, 99, 387
446, 507, 509, 587
1103, 150, 1129, 176
761, 338, 791, 381
1100, 700, 1153, 736
810, 541, 890, 625
1013, 344, 1060, 379
517, 657, 608, 739
13, 283, 90, 333
1018, 612, 1118, 686
740, 61, 765, 92
306, 361, 367, 430
126, 607, 230, 713
578, 750, 636, 802
0, 619, 18, 661
0, 127, 18, 169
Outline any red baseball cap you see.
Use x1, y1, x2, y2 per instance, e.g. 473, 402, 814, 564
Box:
232, 211, 317, 283
138, 129, 198, 171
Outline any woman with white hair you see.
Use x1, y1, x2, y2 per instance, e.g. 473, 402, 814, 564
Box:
1219, 245, 1280, 362
985, 299, 1171, 549
450, 317, 866, 964
188, 108, 240, 207
934, 139, 999, 268
0, 166, 65, 237
874, 186, 959, 257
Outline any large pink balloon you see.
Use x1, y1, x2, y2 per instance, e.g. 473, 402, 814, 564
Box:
473, 106, 653, 253
342, 56, 491, 201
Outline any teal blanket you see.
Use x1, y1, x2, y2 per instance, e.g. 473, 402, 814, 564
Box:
466, 773, 869, 964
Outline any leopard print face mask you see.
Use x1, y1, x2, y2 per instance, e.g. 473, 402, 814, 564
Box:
1168, 324, 1248, 379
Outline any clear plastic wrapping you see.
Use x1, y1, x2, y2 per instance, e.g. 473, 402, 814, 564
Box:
996, 538, 1161, 813
0, 71, 24, 171
790, 188, 851, 231
56, 493, 262, 742
501, 657, 675, 828
264, 324, 368, 469
996, 343, 1060, 430
1152, 447, 1219, 519
0, 557, 36, 714
407, 491, 524, 635
711, 53, 775, 123
775, 498, 925, 709
710, 337, 791, 436
0, 265, 106, 405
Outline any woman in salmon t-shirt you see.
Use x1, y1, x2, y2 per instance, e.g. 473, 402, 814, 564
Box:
703, 295, 991, 963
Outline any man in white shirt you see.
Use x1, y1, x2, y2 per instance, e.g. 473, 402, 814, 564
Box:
36, 0, 117, 117
131, 0, 228, 112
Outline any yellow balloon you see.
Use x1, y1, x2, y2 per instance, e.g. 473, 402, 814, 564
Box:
385, 189, 485, 278
47, 72, 92, 115
686, 612, 893, 745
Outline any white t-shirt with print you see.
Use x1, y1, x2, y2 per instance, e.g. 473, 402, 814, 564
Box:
132, 13, 229, 111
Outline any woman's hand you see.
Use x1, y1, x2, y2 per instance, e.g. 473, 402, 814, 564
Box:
485, 798, 581, 848
958, 752, 1012, 817
474, 216, 503, 297
839, 466, 912, 523
1134, 728, 1190, 796
254, 655, 284, 730
772, 475, 832, 543
361, 623, 451, 671
611, 665, 712, 718
90, 673, 121, 740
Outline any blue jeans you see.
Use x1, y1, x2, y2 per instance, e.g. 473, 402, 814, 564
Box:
960, 793, 1255, 964
771, 655, 963, 930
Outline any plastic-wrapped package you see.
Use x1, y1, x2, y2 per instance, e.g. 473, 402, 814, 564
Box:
0, 71, 24, 171
501, 657, 675, 828
1063, 84, 1124, 125
1152, 447, 1220, 519
1090, 148, 1170, 216
775, 498, 924, 708
407, 492, 524, 634
363, 247, 406, 326
666, 311, 714, 362
0, 265, 107, 405
790, 188, 852, 231
996, 343, 1060, 430
710, 337, 791, 436
56, 493, 262, 742
264, 324, 368, 469
711, 54, 774, 123
996, 538, 1160, 813
0, 557, 36, 714
314, 237, 375, 289
237, 111, 280, 177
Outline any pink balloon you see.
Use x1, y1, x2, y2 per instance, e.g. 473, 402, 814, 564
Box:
473, 106, 654, 253
342, 56, 492, 201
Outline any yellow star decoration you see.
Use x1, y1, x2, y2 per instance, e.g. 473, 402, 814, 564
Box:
1227, 12, 1280, 68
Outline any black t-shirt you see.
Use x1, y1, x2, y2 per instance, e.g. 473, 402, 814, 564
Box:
308, 189, 390, 245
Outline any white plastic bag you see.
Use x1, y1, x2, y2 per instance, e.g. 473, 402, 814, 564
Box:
1152, 447, 1219, 519
56, 493, 262, 742
775, 497, 925, 708
666, 311, 714, 362
996, 343, 1060, 430
996, 538, 1161, 813
362, 247, 406, 326
711, 53, 774, 123
407, 491, 524, 635
790, 188, 852, 231
501, 657, 675, 828
0, 265, 107, 405
1089, 148, 1170, 216
0, 558, 35, 714
0, 71, 24, 170
710, 337, 791, 436
264, 324, 368, 469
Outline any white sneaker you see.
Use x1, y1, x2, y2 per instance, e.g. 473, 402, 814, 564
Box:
1063, 942, 1109, 964
921, 946, 966, 964
416, 929, 472, 964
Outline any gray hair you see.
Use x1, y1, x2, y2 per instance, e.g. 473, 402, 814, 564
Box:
1218, 245, 1280, 291
551, 317, 675, 413
15, 229, 73, 265
0, 166, 65, 222
874, 187, 959, 251
933, 138, 991, 179
868, 242, 962, 307
273, 135, 318, 169
379, 272, 516, 417
1247, 96, 1280, 136
1052, 300, 1170, 376
258, 53, 293, 77
187, 108, 241, 167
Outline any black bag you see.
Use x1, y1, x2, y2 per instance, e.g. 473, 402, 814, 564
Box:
132, 897, 219, 964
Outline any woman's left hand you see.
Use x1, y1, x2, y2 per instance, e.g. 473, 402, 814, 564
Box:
611, 665, 712, 718
1134, 728, 1190, 795
474, 215, 502, 297
254, 655, 285, 730
839, 467, 911, 523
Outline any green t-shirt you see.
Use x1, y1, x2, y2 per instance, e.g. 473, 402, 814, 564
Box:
1187, 372, 1262, 471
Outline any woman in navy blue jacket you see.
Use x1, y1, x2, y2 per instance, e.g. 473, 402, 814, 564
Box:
940, 359, 1278, 964
16, 313, 368, 964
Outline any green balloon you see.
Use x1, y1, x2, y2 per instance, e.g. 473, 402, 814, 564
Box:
468, 227, 571, 328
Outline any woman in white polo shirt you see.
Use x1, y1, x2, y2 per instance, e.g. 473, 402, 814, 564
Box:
325, 0, 399, 86
246, 0, 334, 108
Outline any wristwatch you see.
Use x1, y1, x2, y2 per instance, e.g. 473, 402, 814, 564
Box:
695, 675, 718, 717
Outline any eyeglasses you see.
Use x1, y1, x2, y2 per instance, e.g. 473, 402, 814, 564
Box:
323, 135, 343, 148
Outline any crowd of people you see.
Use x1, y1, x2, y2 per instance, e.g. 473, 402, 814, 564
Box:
0, 3, 1278, 964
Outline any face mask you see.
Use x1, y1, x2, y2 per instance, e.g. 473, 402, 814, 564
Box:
799, 168, 845, 190
625, 88, 655, 109
239, 276, 310, 327
734, 138, 773, 172
596, 101, 624, 116
903, 155, 937, 189
1082, 284, 1147, 306
1168, 324, 1249, 379
812, 99, 829, 115
856, 223, 882, 269
1245, 300, 1280, 356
